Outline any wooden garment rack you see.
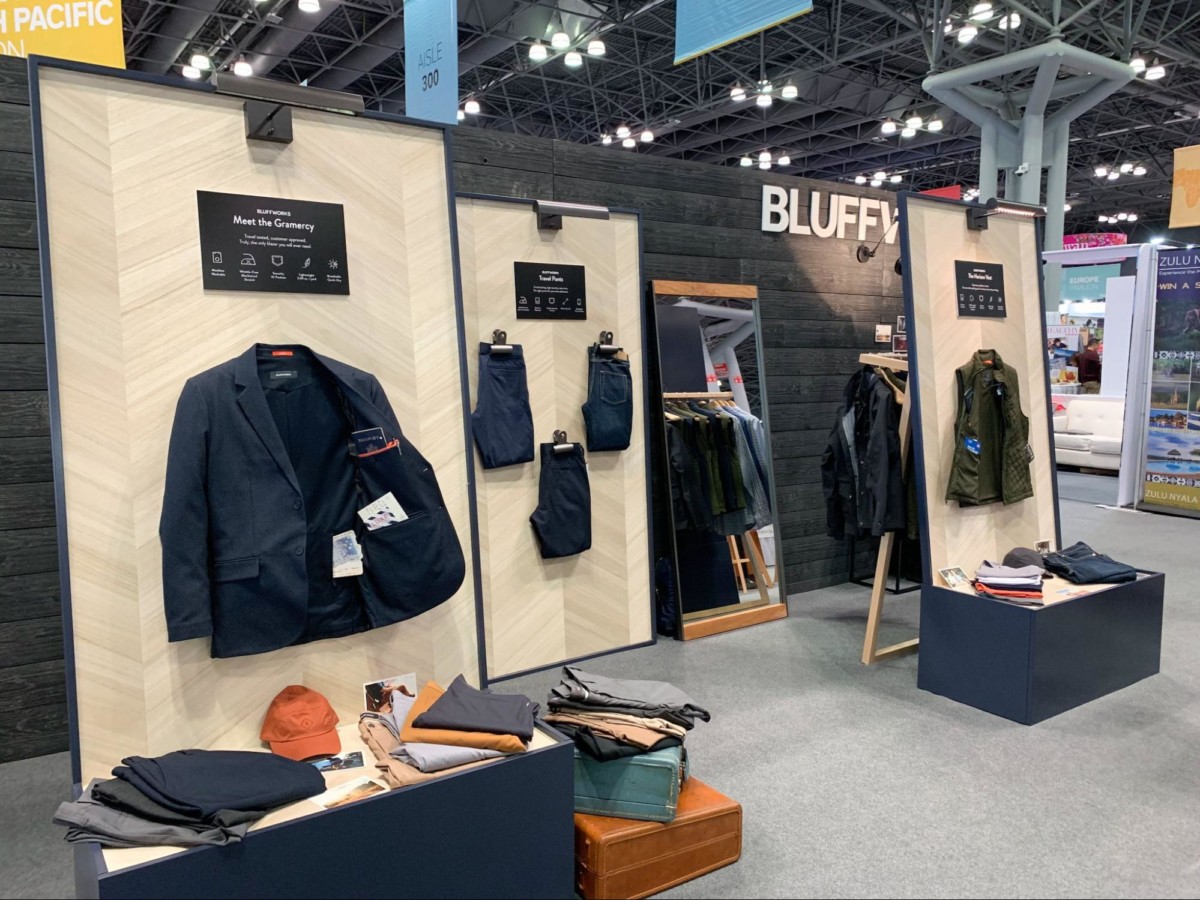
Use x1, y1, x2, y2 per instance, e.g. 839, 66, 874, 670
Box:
857, 352, 920, 665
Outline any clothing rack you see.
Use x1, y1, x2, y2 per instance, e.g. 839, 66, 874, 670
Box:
857, 352, 920, 666
663, 390, 775, 598
663, 391, 735, 400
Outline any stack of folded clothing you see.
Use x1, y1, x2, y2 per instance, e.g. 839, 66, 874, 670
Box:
1043, 541, 1138, 584
359, 675, 538, 788
54, 750, 325, 848
973, 562, 1045, 605
546, 666, 709, 761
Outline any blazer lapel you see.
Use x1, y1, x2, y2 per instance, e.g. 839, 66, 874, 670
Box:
233, 346, 302, 495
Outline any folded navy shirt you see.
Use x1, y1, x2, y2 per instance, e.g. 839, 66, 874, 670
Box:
113, 750, 325, 821
412, 675, 539, 742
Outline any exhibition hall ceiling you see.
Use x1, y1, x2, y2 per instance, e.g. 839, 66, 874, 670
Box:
122, 0, 1200, 239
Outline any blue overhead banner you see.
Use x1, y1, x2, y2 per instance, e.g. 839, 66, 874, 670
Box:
674, 0, 814, 64
404, 0, 457, 125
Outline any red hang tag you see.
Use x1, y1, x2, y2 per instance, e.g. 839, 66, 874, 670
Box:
272, 350, 294, 357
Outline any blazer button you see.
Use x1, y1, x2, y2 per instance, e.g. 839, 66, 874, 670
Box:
294, 547, 304, 556
293, 500, 302, 510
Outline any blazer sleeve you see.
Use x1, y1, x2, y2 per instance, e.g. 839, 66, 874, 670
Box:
159, 379, 213, 642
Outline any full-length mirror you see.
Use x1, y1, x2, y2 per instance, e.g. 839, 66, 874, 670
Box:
651, 280, 787, 640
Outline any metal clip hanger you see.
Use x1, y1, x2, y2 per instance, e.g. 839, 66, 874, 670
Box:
490, 329, 514, 354
552, 429, 575, 454
595, 330, 622, 356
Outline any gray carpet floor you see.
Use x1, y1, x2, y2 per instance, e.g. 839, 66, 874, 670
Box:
1056, 468, 1120, 506
3, 476, 1198, 899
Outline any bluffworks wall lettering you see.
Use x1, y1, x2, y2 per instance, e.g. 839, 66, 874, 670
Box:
760, 185, 896, 243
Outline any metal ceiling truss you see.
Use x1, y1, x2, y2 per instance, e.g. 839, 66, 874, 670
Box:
122, 0, 1200, 239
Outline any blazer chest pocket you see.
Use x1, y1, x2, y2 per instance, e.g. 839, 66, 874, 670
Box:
213, 556, 260, 582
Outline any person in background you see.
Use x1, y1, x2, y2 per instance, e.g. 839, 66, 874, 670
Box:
1079, 337, 1102, 394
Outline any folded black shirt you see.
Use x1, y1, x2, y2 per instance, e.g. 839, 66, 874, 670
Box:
551, 722, 682, 762
113, 750, 325, 821
412, 675, 538, 741
91, 777, 265, 829
1042, 541, 1137, 584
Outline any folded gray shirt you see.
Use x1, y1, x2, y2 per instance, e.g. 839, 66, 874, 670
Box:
54, 782, 250, 848
358, 693, 506, 775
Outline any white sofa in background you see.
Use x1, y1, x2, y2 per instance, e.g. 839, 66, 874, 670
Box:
1053, 396, 1125, 471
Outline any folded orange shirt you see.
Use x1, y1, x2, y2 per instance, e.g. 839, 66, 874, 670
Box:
400, 681, 527, 753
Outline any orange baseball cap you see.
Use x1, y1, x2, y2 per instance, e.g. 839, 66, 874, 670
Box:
260, 685, 340, 761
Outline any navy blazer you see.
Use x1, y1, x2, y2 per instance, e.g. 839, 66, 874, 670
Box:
160, 344, 466, 658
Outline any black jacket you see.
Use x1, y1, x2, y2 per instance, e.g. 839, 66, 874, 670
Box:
821, 367, 906, 540
160, 344, 466, 658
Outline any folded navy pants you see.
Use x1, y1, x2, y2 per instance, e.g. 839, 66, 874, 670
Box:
530, 443, 591, 559
472, 343, 535, 469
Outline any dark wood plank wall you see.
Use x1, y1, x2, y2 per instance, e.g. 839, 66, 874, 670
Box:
0, 56, 68, 763
451, 128, 905, 594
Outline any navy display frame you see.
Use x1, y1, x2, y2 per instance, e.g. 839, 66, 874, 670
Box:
30, 57, 575, 899
897, 192, 1164, 724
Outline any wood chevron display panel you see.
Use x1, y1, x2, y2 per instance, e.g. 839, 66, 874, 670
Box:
455, 198, 651, 678
904, 197, 1057, 577
37, 68, 478, 782
452, 129, 905, 597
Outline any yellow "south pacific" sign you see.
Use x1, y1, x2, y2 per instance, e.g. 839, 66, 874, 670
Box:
0, 0, 126, 69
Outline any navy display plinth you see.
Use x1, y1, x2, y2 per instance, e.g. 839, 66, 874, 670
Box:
918, 574, 1164, 724
74, 733, 574, 900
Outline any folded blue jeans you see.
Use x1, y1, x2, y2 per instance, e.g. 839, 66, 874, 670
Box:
472, 343, 535, 469
530, 443, 591, 559
582, 346, 633, 451
1042, 541, 1137, 584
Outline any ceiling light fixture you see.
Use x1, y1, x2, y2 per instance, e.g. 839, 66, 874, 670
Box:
756, 92, 773, 108
970, 2, 993, 21
1129, 55, 1146, 72
855, 175, 867, 185
901, 126, 916, 138
874, 171, 887, 180
1133, 165, 1147, 176
890, 174, 902, 184
298, 0, 319, 11
564, 51, 583, 68
190, 53, 211, 71
1120, 162, 1134, 173
456, 109, 465, 121
1094, 166, 1108, 177
601, 133, 611, 145
739, 156, 753, 167
1150, 236, 1165, 245
777, 154, 791, 166
529, 41, 548, 61
906, 115, 923, 129
587, 39, 606, 56
1129, 214, 1139, 222
759, 161, 772, 170
640, 129, 653, 143
881, 120, 897, 135
781, 83, 798, 100
730, 85, 747, 101
182, 65, 202, 79
1145, 62, 1166, 80
870, 179, 883, 188
464, 98, 481, 115
928, 118, 943, 132
1107, 171, 1119, 180
759, 80, 774, 94
232, 56, 252, 77
760, 150, 773, 164
551, 29, 571, 50
999, 12, 1021, 29
616, 125, 631, 139
1117, 212, 1129, 221
958, 24, 978, 44
1098, 215, 1110, 223
622, 137, 636, 148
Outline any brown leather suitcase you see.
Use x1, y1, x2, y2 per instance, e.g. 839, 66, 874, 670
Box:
574, 777, 742, 899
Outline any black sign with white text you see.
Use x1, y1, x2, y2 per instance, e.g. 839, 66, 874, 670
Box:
954, 260, 1007, 318
197, 191, 350, 295
514, 262, 587, 319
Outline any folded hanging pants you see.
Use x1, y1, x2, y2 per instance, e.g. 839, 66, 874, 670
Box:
530, 444, 591, 559
471, 343, 535, 469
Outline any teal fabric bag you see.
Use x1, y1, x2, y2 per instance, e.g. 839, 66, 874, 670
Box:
572, 745, 688, 823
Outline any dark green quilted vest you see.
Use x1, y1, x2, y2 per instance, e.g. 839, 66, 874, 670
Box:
946, 349, 1034, 506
